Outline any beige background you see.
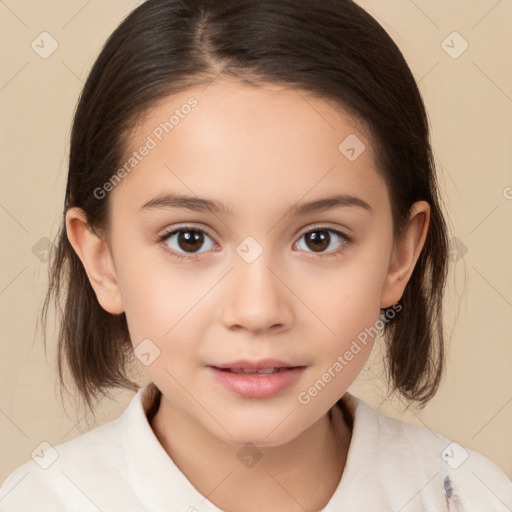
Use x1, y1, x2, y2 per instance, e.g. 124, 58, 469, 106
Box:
1, 0, 511, 485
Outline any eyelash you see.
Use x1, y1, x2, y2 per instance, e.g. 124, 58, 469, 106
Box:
157, 225, 351, 262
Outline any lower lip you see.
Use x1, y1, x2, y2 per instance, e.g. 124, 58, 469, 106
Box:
208, 366, 306, 399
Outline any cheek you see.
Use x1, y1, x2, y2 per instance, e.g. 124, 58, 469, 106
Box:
299, 247, 390, 381
116, 255, 214, 356
319, 286, 380, 377
303, 256, 387, 339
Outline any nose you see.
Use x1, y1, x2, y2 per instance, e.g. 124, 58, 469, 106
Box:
220, 252, 293, 334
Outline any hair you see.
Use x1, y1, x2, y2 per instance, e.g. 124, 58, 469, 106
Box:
41, 0, 450, 415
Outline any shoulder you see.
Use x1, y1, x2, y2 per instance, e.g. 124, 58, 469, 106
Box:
338, 393, 512, 511
0, 390, 146, 512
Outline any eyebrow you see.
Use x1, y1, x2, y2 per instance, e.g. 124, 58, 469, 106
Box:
139, 192, 373, 216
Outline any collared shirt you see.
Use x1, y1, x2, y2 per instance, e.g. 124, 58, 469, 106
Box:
1, 383, 511, 511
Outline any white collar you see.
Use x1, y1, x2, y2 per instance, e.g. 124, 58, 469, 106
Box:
120, 382, 363, 511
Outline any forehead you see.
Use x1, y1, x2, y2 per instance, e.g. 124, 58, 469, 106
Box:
111, 77, 388, 216
129, 76, 371, 155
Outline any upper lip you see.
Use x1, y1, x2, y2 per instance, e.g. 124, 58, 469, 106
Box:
210, 359, 303, 370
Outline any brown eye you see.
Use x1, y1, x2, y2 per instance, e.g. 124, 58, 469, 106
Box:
162, 228, 215, 256
295, 228, 349, 257
304, 230, 330, 252
177, 230, 204, 252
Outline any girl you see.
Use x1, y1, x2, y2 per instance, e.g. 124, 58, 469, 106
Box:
1, 0, 510, 510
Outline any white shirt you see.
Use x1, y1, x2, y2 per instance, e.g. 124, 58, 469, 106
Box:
1, 383, 510, 511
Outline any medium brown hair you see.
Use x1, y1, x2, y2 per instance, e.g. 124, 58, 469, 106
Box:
42, 0, 450, 414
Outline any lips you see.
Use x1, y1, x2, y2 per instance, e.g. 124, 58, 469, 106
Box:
221, 367, 291, 375
207, 359, 306, 398
210, 359, 300, 371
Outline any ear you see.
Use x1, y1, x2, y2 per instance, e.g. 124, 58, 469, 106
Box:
380, 201, 430, 308
65, 207, 124, 314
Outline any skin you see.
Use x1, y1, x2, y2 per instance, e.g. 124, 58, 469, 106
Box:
66, 76, 430, 511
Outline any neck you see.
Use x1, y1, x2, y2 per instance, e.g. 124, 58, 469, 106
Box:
149, 392, 352, 512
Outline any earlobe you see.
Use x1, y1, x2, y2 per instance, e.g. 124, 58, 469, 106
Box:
380, 201, 430, 308
65, 207, 124, 315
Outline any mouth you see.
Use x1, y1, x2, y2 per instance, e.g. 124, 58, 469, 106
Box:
210, 359, 303, 371
214, 367, 300, 375
207, 360, 306, 398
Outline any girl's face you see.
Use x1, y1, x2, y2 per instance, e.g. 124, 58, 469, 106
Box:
85, 77, 427, 446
